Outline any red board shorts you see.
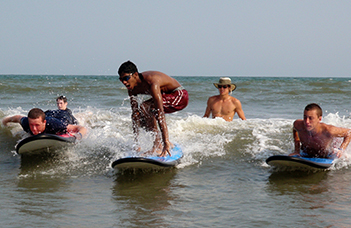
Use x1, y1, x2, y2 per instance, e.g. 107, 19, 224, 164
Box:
162, 87, 189, 113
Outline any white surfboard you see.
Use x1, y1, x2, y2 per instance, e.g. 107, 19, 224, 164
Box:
15, 134, 76, 155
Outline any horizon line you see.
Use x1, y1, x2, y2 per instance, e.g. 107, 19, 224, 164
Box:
1, 74, 351, 78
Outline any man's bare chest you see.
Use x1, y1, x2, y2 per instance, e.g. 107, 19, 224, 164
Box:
212, 101, 236, 115
300, 132, 332, 149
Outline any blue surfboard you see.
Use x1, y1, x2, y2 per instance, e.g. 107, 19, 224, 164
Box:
266, 155, 334, 169
111, 145, 183, 169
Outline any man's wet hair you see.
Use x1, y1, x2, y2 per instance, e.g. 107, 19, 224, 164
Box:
28, 108, 45, 121
305, 103, 322, 117
56, 95, 67, 103
118, 60, 138, 76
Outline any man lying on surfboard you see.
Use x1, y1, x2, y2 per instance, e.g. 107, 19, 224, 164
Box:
2, 108, 87, 139
118, 60, 188, 157
289, 103, 351, 158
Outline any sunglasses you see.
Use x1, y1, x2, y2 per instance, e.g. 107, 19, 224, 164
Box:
119, 73, 132, 82
217, 85, 229, 89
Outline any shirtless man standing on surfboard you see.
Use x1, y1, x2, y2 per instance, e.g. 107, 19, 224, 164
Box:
203, 77, 246, 121
289, 103, 351, 158
118, 61, 188, 157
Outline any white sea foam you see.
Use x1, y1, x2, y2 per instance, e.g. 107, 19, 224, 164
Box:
4, 105, 351, 174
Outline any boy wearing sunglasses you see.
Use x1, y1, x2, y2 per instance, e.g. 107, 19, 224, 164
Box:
118, 61, 188, 157
203, 77, 246, 121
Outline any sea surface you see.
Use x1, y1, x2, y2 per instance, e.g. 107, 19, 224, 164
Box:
1, 75, 351, 227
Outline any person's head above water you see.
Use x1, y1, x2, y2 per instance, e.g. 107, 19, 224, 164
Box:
56, 95, 68, 110
213, 77, 236, 92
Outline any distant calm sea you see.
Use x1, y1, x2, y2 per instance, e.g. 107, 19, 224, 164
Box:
1, 75, 351, 227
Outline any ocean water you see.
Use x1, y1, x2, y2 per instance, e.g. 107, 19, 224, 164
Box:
1, 75, 351, 227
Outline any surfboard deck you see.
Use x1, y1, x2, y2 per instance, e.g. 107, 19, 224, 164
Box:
15, 133, 76, 156
111, 145, 183, 170
266, 155, 334, 170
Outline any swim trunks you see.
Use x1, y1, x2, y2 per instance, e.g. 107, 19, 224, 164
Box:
162, 86, 189, 113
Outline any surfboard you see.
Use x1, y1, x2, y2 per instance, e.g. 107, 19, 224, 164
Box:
111, 145, 183, 170
15, 133, 76, 155
266, 155, 334, 170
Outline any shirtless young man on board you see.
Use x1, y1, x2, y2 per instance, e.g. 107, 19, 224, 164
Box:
203, 77, 246, 121
118, 61, 188, 157
289, 103, 351, 158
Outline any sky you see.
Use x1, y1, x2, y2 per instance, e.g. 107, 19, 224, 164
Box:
1, 0, 351, 77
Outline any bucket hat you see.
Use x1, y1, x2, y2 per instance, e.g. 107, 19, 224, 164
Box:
213, 77, 236, 92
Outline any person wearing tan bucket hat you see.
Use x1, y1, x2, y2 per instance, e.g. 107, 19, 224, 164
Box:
213, 77, 237, 92
203, 77, 246, 121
